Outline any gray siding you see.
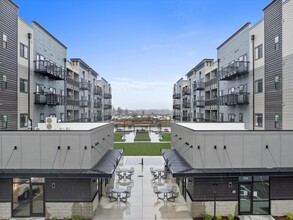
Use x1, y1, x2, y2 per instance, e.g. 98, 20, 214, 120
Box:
0, 178, 12, 202
45, 178, 97, 202
0, 0, 18, 130
264, 0, 283, 130
271, 177, 293, 199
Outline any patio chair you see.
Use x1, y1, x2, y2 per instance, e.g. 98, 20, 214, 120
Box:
126, 167, 134, 179
121, 186, 132, 203
153, 186, 163, 200
167, 186, 179, 202
150, 167, 159, 180
105, 185, 117, 202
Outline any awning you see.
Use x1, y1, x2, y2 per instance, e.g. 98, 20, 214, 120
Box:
0, 149, 123, 178
91, 149, 123, 177
161, 149, 193, 177
177, 167, 293, 178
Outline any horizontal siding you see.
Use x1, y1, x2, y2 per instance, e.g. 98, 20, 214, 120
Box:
271, 177, 293, 199
282, 0, 293, 57
264, 0, 283, 130
0, 178, 12, 202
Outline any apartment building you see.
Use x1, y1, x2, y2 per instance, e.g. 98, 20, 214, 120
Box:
32, 21, 66, 128
17, 17, 33, 130
97, 78, 112, 122
173, 78, 187, 122
217, 23, 250, 128
0, 0, 18, 130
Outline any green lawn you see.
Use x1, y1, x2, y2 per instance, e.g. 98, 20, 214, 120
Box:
160, 132, 171, 142
114, 132, 125, 142
135, 132, 150, 140
114, 142, 171, 156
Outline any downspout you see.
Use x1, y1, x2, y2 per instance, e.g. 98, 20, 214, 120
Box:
251, 35, 255, 130
64, 58, 67, 122
217, 59, 220, 121
27, 33, 32, 130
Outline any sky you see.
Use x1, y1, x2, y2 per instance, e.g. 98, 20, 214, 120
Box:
14, 0, 271, 110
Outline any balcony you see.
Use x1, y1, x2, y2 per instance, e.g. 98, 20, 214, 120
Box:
182, 116, 191, 122
219, 61, 249, 80
67, 99, 79, 106
104, 104, 112, 109
67, 77, 80, 88
219, 92, 249, 106
34, 92, 64, 106
173, 115, 181, 121
80, 114, 90, 122
173, 93, 181, 99
182, 86, 191, 96
94, 114, 102, 122
94, 101, 102, 109
80, 97, 91, 107
195, 100, 205, 107
205, 99, 218, 106
194, 117, 205, 122
104, 93, 112, 99
173, 104, 181, 110
205, 78, 218, 89
80, 80, 91, 90
94, 86, 102, 95
183, 102, 191, 108
34, 60, 65, 80
193, 81, 205, 91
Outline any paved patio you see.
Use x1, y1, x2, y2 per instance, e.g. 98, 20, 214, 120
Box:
93, 156, 193, 220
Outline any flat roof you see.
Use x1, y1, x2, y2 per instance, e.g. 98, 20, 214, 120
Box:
37, 122, 108, 131
176, 123, 246, 131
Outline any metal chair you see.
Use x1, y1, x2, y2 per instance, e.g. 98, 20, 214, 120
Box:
153, 186, 163, 200
105, 185, 117, 202
121, 186, 132, 203
167, 186, 179, 202
126, 167, 134, 179
150, 167, 159, 180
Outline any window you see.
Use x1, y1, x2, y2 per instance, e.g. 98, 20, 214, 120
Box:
20, 43, 28, 59
2, 115, 7, 129
3, 34, 7, 49
60, 113, 64, 121
2, 74, 7, 90
20, 114, 28, 128
219, 113, 224, 122
239, 84, 247, 93
239, 113, 243, 122
20, 78, 28, 93
255, 114, 263, 127
255, 44, 263, 60
275, 114, 280, 128
228, 114, 235, 122
275, 36, 279, 50
274, 76, 280, 90
228, 87, 235, 94
40, 113, 44, 123
255, 79, 263, 93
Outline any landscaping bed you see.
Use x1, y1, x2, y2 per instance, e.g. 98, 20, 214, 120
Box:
114, 142, 170, 156
160, 132, 171, 142
134, 132, 151, 142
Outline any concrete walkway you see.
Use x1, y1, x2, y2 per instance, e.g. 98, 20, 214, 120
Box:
93, 156, 192, 220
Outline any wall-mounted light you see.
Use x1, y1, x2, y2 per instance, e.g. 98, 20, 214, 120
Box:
103, 138, 105, 140
197, 146, 200, 150
84, 146, 87, 150
223, 145, 226, 150
67, 146, 70, 150
190, 145, 193, 149
214, 145, 217, 150
91, 146, 94, 149
57, 146, 61, 150
52, 183, 56, 188
265, 145, 269, 149
14, 146, 17, 150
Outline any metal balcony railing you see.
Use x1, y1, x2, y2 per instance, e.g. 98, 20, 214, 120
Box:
183, 102, 191, 108
173, 115, 181, 121
34, 60, 65, 80
182, 87, 191, 96
173, 104, 181, 110
182, 116, 191, 122
193, 81, 205, 91
80, 97, 91, 107
34, 92, 64, 106
219, 61, 249, 80
67, 99, 80, 106
195, 100, 205, 107
80, 80, 91, 90
94, 101, 102, 109
104, 93, 112, 99
94, 86, 102, 95
205, 99, 218, 106
219, 92, 249, 106
173, 93, 181, 99
205, 78, 218, 88
104, 115, 112, 121
104, 104, 112, 109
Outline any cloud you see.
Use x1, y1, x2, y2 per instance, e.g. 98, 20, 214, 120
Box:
110, 77, 171, 90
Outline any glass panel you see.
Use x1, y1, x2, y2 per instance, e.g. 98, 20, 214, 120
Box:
254, 176, 269, 181
239, 183, 251, 213
32, 185, 44, 215
13, 179, 30, 217
253, 182, 270, 214
239, 176, 252, 182
31, 177, 45, 183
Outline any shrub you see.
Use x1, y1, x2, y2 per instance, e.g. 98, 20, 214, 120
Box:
228, 213, 234, 220
216, 214, 222, 220
201, 213, 213, 220
51, 218, 58, 220
63, 218, 70, 220
72, 215, 83, 220
287, 213, 293, 220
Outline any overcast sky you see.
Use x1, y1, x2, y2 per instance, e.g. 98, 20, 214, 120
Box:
15, 0, 271, 110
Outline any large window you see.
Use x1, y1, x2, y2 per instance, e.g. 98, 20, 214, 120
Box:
255, 44, 263, 60
274, 76, 280, 90
219, 113, 224, 122
20, 114, 28, 128
2, 115, 7, 129
275, 36, 279, 50
239, 113, 243, 122
20, 78, 28, 93
40, 113, 44, 123
2, 34, 7, 49
20, 43, 28, 59
2, 74, 7, 90
255, 79, 263, 93
255, 114, 263, 127
228, 114, 235, 122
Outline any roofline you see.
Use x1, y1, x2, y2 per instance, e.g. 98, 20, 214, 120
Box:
250, 18, 264, 30
101, 77, 109, 84
263, 0, 278, 11
186, 59, 214, 77
8, 0, 19, 9
32, 21, 67, 49
217, 22, 251, 50
70, 58, 98, 77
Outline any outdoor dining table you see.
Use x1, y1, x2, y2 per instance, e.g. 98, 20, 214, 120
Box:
119, 168, 131, 178
158, 187, 172, 200
111, 187, 126, 201
154, 168, 165, 179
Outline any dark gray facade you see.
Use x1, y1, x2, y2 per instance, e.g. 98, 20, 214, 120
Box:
264, 0, 283, 130
0, 0, 18, 130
